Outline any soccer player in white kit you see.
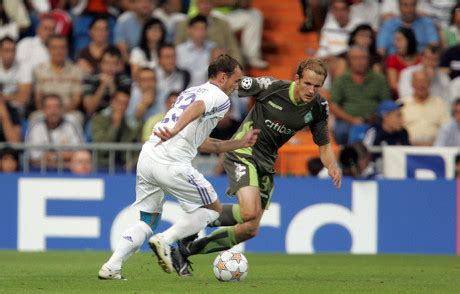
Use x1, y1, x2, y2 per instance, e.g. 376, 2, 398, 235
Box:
98, 54, 259, 280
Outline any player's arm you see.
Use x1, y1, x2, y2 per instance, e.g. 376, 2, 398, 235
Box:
154, 100, 206, 142
319, 143, 342, 189
198, 127, 260, 153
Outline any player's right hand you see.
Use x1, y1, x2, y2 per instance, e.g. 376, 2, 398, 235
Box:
154, 127, 176, 144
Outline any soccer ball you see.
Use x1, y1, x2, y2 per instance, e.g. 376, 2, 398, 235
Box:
212, 250, 248, 282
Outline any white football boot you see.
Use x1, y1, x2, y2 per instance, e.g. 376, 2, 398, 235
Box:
149, 233, 173, 273
98, 264, 126, 280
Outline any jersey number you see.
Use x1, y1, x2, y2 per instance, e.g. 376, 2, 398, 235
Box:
161, 93, 197, 123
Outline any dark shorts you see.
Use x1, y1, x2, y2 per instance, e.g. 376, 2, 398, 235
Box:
223, 152, 274, 209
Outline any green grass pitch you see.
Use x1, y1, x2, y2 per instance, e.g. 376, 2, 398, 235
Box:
1, 251, 460, 293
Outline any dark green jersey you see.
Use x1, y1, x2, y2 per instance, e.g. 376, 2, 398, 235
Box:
229, 77, 330, 174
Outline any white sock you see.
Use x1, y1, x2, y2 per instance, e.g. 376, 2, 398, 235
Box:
106, 221, 153, 270
160, 208, 219, 245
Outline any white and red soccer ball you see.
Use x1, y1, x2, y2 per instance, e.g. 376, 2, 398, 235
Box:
213, 250, 248, 282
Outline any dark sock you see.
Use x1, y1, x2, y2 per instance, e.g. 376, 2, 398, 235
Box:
208, 204, 243, 227
186, 227, 238, 256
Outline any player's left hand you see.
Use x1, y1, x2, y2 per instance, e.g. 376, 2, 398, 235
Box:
241, 127, 260, 147
328, 164, 342, 189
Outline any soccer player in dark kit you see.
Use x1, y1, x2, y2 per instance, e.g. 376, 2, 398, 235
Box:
172, 58, 342, 276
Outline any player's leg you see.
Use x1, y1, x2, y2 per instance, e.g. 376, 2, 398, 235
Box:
98, 151, 164, 280
149, 165, 221, 273
179, 185, 262, 256
208, 153, 259, 227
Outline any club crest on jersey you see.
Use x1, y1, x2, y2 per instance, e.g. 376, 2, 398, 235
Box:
241, 77, 252, 90
234, 163, 246, 182
304, 111, 313, 123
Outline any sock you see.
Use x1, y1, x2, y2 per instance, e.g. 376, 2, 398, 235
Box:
106, 221, 153, 270
160, 207, 219, 245
208, 204, 243, 227
187, 227, 238, 256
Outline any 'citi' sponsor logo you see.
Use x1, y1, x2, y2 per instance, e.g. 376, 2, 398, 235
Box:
265, 119, 296, 135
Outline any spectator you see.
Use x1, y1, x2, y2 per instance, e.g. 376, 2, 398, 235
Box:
298, 0, 328, 33
91, 91, 142, 169
442, 3, 460, 48
434, 98, 460, 147
69, 149, 93, 175
33, 34, 84, 122
0, 1, 19, 40
349, 0, 380, 31
0, 92, 21, 143
82, 47, 131, 116
0, 36, 32, 112
335, 24, 383, 78
76, 17, 111, 76
1, 0, 30, 32
377, 0, 439, 57
153, 0, 187, 43
126, 67, 157, 122
142, 91, 179, 142
363, 100, 410, 147
315, 0, 364, 60
337, 142, 377, 178
440, 44, 460, 80
114, 0, 155, 63
155, 44, 190, 113
175, 0, 243, 66
16, 14, 55, 73
0, 146, 19, 173
176, 15, 216, 87
211, 0, 268, 68
25, 94, 85, 168
130, 17, 166, 79
398, 45, 450, 105
401, 70, 449, 145
385, 27, 421, 98
330, 45, 391, 145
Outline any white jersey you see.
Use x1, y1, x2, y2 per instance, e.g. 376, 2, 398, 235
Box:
146, 81, 231, 165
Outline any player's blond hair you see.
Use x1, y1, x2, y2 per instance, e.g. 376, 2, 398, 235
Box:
296, 58, 328, 80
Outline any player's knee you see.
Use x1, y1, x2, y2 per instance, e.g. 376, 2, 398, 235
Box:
240, 207, 261, 222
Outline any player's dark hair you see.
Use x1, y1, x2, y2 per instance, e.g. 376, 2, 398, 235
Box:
208, 54, 242, 79
296, 58, 328, 80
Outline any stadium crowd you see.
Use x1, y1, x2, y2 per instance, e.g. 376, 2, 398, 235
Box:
0, 0, 459, 177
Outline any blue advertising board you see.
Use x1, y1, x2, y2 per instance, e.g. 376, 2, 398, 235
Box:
0, 174, 457, 254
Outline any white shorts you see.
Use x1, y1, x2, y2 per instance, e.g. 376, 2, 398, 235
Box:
132, 148, 218, 213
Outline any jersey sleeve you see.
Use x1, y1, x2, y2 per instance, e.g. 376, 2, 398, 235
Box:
310, 97, 330, 146
198, 91, 230, 118
238, 76, 277, 100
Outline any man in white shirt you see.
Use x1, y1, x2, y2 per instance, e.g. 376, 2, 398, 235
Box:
16, 15, 55, 73
176, 15, 216, 87
398, 45, 450, 105
0, 36, 32, 112
98, 54, 259, 280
